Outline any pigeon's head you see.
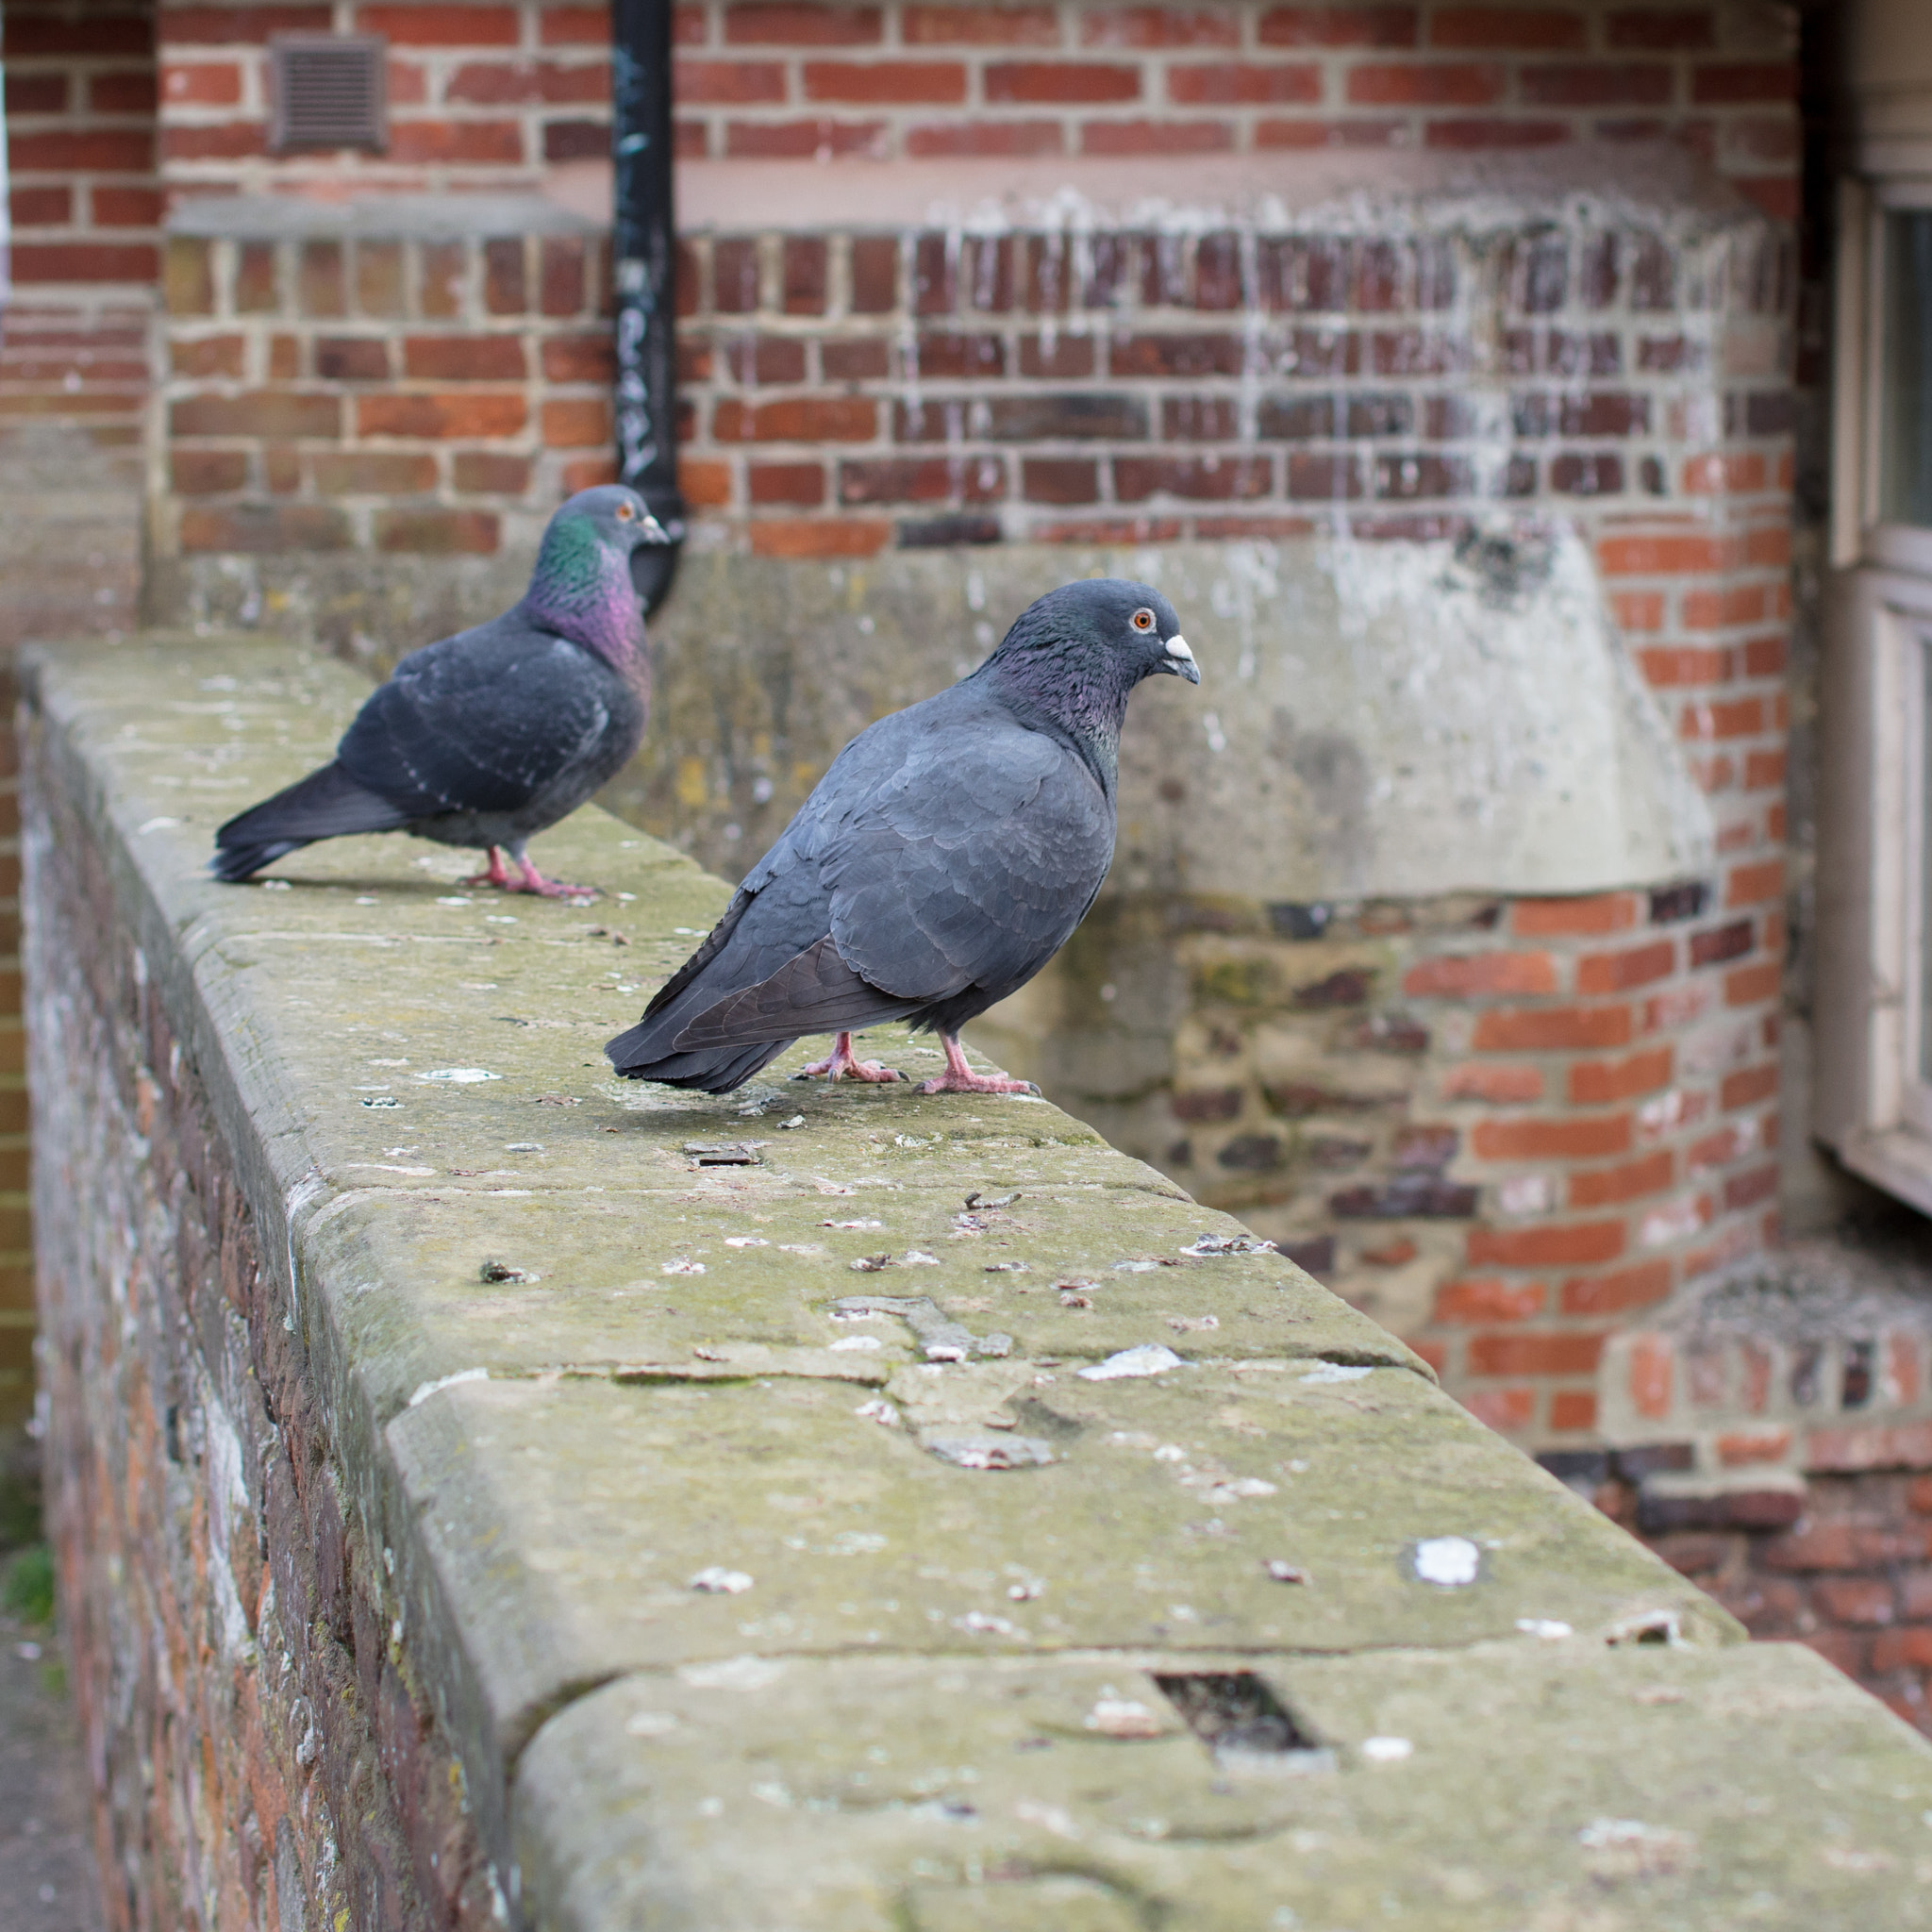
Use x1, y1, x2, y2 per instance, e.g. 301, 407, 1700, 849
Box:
552, 484, 671, 556
992, 577, 1197, 689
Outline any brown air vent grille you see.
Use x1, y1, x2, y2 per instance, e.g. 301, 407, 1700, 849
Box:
269, 35, 388, 153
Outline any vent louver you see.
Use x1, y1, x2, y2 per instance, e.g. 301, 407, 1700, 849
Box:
269, 36, 388, 153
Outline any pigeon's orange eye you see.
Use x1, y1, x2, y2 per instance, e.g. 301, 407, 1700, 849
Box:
1132, 608, 1155, 630
616, 502, 636, 522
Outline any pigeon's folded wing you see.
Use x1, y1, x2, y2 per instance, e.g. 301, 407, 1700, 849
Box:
820, 720, 1113, 1003
337, 624, 615, 817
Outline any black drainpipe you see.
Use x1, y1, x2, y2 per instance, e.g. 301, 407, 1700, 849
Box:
611, 0, 685, 617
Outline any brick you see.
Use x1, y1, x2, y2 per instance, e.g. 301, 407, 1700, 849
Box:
804, 58, 967, 102
1080, 117, 1234, 155
838, 457, 1003, 505
1576, 939, 1675, 994
312, 452, 441, 494
171, 449, 249, 496
354, 5, 521, 42
1625, 1333, 1674, 1417
7, 122, 155, 169
164, 239, 215, 318
1807, 1424, 1932, 1475
314, 337, 391, 381
749, 516, 891, 558
1474, 1005, 1633, 1053
905, 5, 1060, 43
1473, 1113, 1632, 1161
1870, 1628, 1932, 1674
375, 508, 500, 554
985, 61, 1141, 102
356, 392, 526, 439
1022, 458, 1100, 504
1434, 1277, 1544, 1324
171, 391, 341, 439
907, 118, 1064, 157
160, 60, 243, 106
1607, 8, 1713, 47
1568, 1047, 1673, 1107
172, 335, 247, 379
8, 186, 73, 228
389, 118, 526, 164
1430, 6, 1584, 48
1689, 920, 1753, 970
1441, 1063, 1542, 1104
1469, 1221, 1624, 1268
1692, 61, 1797, 106
1258, 6, 1416, 45
848, 238, 899, 312
1639, 646, 1733, 687
1167, 61, 1322, 104
1561, 1259, 1672, 1316
1725, 858, 1784, 908
4, 71, 68, 112
1467, 1330, 1605, 1377
483, 239, 527, 313
1348, 61, 1502, 105
679, 458, 733, 508
1113, 455, 1271, 501
1546, 1390, 1596, 1432
1406, 950, 1569, 1001
442, 56, 611, 104
451, 451, 531, 493
541, 397, 610, 447
676, 58, 787, 102
1812, 1577, 1898, 1627
1256, 114, 1408, 146
1724, 961, 1780, 1008
724, 119, 889, 158
542, 334, 615, 383
179, 504, 351, 553
1511, 893, 1638, 936
1570, 1149, 1674, 1208
1462, 1387, 1536, 1431
717, 396, 877, 442
725, 3, 883, 42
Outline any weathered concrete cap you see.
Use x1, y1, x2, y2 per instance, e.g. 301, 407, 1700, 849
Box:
24, 638, 1932, 1927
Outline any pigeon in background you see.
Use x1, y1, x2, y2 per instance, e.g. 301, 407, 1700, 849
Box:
210, 485, 667, 898
606, 577, 1198, 1095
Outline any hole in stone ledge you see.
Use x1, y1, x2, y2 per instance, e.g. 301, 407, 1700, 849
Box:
1151, 1672, 1329, 1770
1841, 1338, 1874, 1409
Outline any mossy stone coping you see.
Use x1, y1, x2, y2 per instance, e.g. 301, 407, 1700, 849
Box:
25, 637, 1932, 1930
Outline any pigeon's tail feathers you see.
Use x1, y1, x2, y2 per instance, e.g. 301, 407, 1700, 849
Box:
602, 1033, 792, 1095
210, 761, 408, 882
607, 935, 924, 1093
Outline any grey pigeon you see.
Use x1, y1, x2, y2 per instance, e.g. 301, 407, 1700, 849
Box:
606, 578, 1198, 1095
211, 485, 666, 898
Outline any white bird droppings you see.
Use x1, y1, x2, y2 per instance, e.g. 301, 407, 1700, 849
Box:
1361, 1737, 1413, 1764
690, 1567, 754, 1595
1298, 1361, 1375, 1385
1516, 1617, 1574, 1640
407, 1367, 489, 1408
414, 1068, 501, 1084
1411, 1536, 1483, 1588
1079, 1344, 1185, 1381
1085, 1698, 1166, 1739
828, 1335, 881, 1353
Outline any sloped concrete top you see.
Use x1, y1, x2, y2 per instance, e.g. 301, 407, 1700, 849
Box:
24, 637, 1932, 1928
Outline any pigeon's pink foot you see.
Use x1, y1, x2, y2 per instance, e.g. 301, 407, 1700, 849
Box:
511, 855, 598, 901
798, 1030, 903, 1084
917, 1033, 1041, 1096
461, 846, 514, 890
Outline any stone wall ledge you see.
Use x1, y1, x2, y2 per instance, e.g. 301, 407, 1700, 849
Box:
24, 635, 1932, 1930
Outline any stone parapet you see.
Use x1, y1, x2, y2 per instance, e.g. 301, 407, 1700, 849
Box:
21, 633, 1932, 1928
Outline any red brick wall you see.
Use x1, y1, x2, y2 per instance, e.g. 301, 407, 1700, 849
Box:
1, 0, 159, 1424
159, 224, 617, 562
157, 0, 609, 198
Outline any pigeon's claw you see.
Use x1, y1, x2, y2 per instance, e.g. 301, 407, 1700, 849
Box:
511, 855, 598, 901
917, 1033, 1040, 1097
797, 1031, 904, 1084
461, 845, 515, 890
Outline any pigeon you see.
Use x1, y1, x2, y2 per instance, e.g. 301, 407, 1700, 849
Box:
210, 485, 667, 898
606, 577, 1198, 1095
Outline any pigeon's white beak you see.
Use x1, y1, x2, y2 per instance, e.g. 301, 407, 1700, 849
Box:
637, 510, 673, 544
1160, 635, 1201, 684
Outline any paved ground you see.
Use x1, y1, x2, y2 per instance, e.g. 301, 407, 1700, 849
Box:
0, 1604, 105, 1932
